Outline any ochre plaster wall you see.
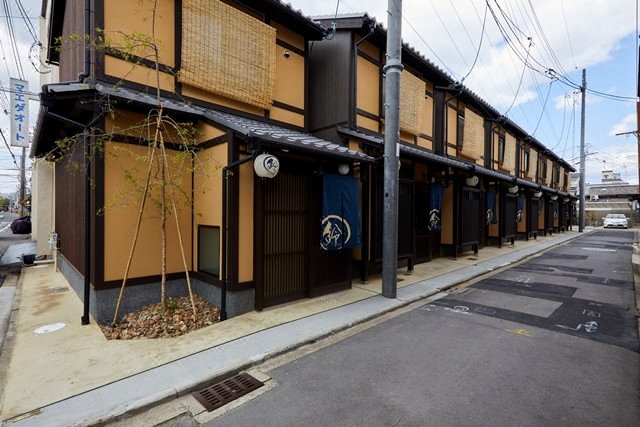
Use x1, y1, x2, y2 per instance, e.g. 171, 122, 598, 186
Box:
238, 161, 254, 283
103, 142, 193, 281
193, 144, 226, 275
104, 56, 175, 93
357, 57, 380, 116
103, 0, 175, 66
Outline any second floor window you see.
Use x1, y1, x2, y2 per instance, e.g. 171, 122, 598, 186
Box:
498, 135, 505, 164
456, 114, 465, 148
540, 158, 547, 179
523, 150, 530, 173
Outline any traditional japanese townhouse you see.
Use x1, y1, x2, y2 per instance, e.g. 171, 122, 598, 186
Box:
31, 0, 374, 323
308, 14, 575, 280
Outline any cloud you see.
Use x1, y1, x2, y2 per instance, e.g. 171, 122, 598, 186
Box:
609, 113, 637, 136
0, 0, 42, 193
294, 0, 636, 106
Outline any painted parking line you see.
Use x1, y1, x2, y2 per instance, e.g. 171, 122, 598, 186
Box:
502, 269, 633, 289
430, 298, 639, 352
513, 263, 594, 275
472, 278, 578, 298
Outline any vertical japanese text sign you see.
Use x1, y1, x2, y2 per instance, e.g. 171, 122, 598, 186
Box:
10, 78, 29, 148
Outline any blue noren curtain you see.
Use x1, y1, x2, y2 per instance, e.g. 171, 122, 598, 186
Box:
321, 174, 362, 250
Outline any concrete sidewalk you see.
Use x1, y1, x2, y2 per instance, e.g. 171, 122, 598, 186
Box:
0, 231, 587, 426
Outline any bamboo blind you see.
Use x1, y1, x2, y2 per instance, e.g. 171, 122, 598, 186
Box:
462, 108, 484, 160
528, 149, 538, 179
400, 70, 425, 135
179, 0, 276, 110
502, 133, 516, 172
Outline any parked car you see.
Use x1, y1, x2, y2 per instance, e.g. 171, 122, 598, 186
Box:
603, 214, 628, 229
10, 215, 31, 234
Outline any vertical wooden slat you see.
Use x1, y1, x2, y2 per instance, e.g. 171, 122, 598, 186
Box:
261, 169, 308, 306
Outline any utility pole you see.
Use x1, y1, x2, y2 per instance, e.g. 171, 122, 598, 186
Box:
382, 0, 403, 298
578, 69, 586, 232
19, 147, 25, 216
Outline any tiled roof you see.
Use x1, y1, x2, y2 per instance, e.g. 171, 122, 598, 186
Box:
203, 110, 373, 161
337, 126, 554, 192
590, 185, 638, 196
94, 84, 373, 162
320, 14, 574, 173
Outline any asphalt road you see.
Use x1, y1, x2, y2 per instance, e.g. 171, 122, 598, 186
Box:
207, 230, 640, 426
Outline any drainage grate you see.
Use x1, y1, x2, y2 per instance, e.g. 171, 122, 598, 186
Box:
50, 286, 69, 294
192, 372, 264, 412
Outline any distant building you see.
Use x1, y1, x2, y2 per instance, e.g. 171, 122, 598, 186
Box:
581, 170, 639, 225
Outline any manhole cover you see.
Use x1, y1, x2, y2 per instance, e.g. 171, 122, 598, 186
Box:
192, 372, 264, 412
33, 323, 66, 334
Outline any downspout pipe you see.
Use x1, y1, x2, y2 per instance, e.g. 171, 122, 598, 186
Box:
220, 146, 259, 321
44, 106, 105, 325
41, 0, 91, 94
77, 0, 91, 82
81, 127, 91, 324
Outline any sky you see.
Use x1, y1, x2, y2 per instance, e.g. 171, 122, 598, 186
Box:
0, 0, 41, 194
0, 0, 638, 194
291, 0, 640, 187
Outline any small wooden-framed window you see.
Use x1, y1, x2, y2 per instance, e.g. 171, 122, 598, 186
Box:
523, 150, 530, 173
498, 135, 506, 164
456, 114, 465, 148
198, 225, 220, 276
539, 157, 547, 180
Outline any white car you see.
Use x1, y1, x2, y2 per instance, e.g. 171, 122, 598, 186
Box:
603, 214, 628, 229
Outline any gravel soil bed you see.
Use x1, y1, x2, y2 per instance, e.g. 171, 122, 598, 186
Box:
101, 295, 220, 340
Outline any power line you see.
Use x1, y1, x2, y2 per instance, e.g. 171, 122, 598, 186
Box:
504, 38, 532, 116
525, 0, 569, 77
530, 77, 554, 137
426, 0, 468, 78
13, 0, 38, 45
1, 0, 24, 79
459, 1, 488, 84
559, 0, 577, 70
585, 88, 636, 102
394, 0, 458, 79
0, 128, 20, 170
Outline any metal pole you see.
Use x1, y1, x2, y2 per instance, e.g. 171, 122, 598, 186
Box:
82, 129, 91, 325
579, 69, 586, 232
382, 0, 403, 298
19, 147, 25, 216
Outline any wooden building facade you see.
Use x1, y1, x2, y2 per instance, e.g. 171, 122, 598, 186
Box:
32, 3, 574, 323
308, 14, 574, 280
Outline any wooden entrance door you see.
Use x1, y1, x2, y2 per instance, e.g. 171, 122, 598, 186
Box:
373, 177, 414, 263
256, 168, 352, 310
256, 169, 309, 309
460, 187, 481, 246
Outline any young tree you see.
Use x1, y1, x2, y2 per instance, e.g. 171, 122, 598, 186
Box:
53, 1, 219, 325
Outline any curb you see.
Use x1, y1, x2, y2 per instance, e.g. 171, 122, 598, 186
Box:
632, 230, 640, 339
